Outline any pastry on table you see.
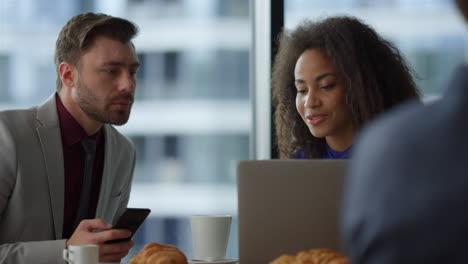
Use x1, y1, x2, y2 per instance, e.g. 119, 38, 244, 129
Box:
270, 254, 297, 264
270, 248, 350, 264
129, 242, 188, 264
296, 248, 349, 264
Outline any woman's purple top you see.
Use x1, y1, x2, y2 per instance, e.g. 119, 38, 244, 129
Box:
294, 143, 352, 159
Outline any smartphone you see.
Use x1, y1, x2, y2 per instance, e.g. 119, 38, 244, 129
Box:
105, 208, 151, 244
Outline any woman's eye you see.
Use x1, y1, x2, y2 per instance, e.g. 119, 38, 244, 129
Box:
321, 84, 335, 89
296, 89, 305, 94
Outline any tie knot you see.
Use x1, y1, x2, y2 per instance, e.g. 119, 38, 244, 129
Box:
81, 138, 96, 154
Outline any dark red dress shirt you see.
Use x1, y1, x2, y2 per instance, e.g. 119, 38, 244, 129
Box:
56, 94, 105, 239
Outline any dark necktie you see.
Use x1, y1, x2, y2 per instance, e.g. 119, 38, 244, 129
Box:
73, 137, 97, 229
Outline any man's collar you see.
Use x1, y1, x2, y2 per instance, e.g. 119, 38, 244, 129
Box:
55, 93, 102, 146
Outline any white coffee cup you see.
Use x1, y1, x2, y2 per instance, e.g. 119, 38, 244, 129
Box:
63, 244, 99, 264
190, 215, 232, 262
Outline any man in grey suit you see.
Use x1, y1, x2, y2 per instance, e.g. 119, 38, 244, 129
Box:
341, 1, 468, 263
0, 13, 141, 263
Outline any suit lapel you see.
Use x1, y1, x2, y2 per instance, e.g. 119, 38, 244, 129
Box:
36, 94, 64, 239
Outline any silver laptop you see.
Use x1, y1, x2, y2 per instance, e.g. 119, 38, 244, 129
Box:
237, 159, 348, 264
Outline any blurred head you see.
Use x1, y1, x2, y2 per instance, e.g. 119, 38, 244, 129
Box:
455, 0, 468, 22
272, 16, 420, 158
55, 13, 140, 126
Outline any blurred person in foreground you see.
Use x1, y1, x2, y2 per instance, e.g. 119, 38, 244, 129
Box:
272, 16, 420, 159
0, 12, 140, 263
341, 1, 468, 263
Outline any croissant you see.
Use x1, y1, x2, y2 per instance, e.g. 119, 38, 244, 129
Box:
296, 248, 349, 264
270, 254, 297, 264
130, 242, 188, 264
270, 248, 349, 264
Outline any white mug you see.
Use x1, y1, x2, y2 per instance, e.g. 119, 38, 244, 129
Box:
190, 215, 232, 261
63, 244, 99, 264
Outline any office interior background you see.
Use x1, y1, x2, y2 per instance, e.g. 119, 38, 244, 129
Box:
0, 0, 466, 261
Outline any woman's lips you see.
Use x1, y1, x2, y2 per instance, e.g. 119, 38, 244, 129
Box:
306, 114, 327, 126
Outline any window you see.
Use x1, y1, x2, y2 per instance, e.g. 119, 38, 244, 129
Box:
0, 56, 10, 103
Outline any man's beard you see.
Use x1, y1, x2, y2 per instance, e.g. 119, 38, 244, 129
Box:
76, 78, 133, 126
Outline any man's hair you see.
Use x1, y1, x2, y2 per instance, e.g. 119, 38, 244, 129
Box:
54, 12, 138, 91
272, 16, 420, 158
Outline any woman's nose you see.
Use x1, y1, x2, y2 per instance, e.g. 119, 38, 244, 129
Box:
304, 90, 319, 108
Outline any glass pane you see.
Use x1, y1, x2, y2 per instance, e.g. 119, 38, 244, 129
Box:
285, 0, 467, 100
0, 0, 250, 261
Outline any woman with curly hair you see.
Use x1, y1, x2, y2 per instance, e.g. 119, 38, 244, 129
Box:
272, 16, 420, 159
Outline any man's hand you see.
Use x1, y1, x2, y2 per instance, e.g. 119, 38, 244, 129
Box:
67, 218, 135, 262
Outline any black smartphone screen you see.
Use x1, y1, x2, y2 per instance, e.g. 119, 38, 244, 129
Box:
105, 208, 151, 244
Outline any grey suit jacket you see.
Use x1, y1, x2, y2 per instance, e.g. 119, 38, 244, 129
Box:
0, 94, 136, 264
341, 64, 468, 263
